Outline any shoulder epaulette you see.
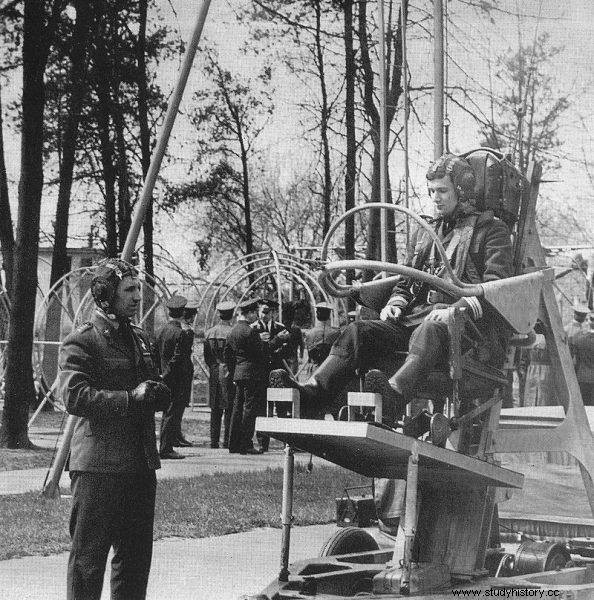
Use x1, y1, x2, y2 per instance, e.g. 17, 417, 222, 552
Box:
77, 322, 93, 333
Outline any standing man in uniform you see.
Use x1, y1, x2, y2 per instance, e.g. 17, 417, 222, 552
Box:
253, 298, 291, 372
225, 298, 267, 454
569, 313, 594, 406
157, 294, 194, 459
203, 301, 235, 449
176, 297, 199, 447
252, 298, 290, 450
59, 259, 170, 600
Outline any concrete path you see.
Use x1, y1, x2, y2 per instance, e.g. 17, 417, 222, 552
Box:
2, 414, 323, 496
0, 524, 396, 600
0, 445, 320, 496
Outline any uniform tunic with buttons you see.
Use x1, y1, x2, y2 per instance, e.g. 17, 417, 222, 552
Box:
59, 310, 161, 472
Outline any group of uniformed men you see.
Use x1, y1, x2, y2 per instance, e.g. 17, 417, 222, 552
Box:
205, 296, 340, 454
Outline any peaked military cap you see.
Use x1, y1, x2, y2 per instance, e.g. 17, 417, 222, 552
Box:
315, 302, 332, 311
166, 294, 188, 310
216, 300, 236, 313
185, 298, 200, 311
237, 298, 260, 312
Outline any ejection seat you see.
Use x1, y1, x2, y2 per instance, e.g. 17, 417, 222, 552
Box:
319, 147, 532, 455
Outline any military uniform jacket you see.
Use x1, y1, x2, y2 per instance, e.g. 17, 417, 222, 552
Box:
252, 319, 289, 371
388, 210, 513, 326
157, 320, 194, 393
204, 322, 233, 404
204, 322, 233, 370
58, 310, 161, 472
224, 320, 267, 382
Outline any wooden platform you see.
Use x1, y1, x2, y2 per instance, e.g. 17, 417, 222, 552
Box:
256, 417, 523, 490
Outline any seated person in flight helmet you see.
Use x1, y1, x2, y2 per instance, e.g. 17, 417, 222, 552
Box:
271, 153, 513, 421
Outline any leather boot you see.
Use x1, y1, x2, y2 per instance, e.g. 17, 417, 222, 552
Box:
363, 369, 406, 426
389, 355, 426, 401
269, 355, 353, 418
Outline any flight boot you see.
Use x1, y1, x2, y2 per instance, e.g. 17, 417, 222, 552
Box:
389, 355, 425, 401
363, 369, 406, 427
269, 355, 353, 419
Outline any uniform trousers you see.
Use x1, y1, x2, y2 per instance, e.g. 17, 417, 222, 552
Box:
328, 317, 450, 391
67, 471, 156, 600
159, 376, 192, 453
209, 365, 233, 447
228, 379, 264, 452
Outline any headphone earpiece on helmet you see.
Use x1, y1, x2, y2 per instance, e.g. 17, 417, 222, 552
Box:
90, 259, 138, 312
91, 278, 117, 309
453, 169, 476, 202
427, 153, 476, 203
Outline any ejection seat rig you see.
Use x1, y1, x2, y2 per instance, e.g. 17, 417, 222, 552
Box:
251, 148, 594, 599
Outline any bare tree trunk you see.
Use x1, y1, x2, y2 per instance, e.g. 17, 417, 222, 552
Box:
0, 83, 14, 298
343, 0, 356, 290
113, 98, 131, 251
239, 135, 255, 283
43, 0, 92, 388
358, 0, 404, 264
96, 64, 118, 256
49, 0, 91, 288
0, 0, 62, 448
137, 0, 155, 335
313, 1, 332, 238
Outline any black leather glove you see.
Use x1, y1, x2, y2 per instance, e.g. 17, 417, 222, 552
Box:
127, 380, 162, 415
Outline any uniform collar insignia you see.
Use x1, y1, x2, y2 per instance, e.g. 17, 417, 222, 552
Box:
93, 309, 119, 335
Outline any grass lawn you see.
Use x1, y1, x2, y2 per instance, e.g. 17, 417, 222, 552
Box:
0, 447, 57, 471
1, 409, 216, 471
0, 464, 370, 560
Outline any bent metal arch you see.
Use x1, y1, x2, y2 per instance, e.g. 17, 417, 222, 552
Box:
195, 249, 345, 377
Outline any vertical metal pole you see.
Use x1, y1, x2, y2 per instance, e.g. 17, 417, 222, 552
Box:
433, 0, 444, 159
279, 444, 295, 582
400, 441, 419, 595
41, 1, 212, 498
377, 0, 388, 268
401, 0, 410, 248
122, 0, 212, 262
